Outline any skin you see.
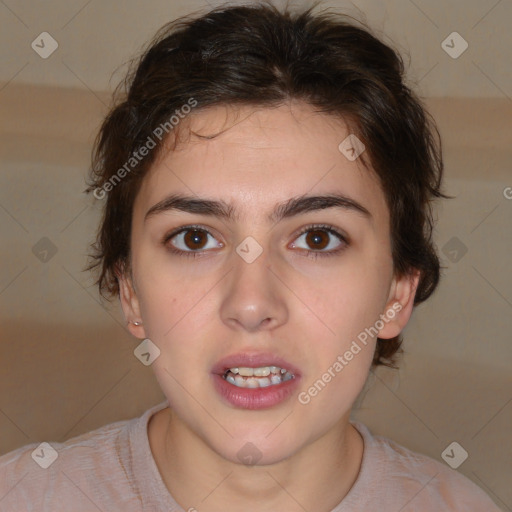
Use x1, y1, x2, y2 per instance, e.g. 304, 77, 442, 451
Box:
118, 102, 419, 512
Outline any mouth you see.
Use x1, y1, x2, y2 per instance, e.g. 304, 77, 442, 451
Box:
222, 365, 295, 388
211, 353, 301, 410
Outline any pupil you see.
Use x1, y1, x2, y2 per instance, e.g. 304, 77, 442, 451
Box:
307, 229, 328, 250
185, 229, 206, 249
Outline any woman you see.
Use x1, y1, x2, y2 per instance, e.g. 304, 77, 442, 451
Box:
0, 3, 501, 511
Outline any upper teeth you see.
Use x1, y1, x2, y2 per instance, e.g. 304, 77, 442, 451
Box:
223, 366, 294, 389
229, 366, 287, 377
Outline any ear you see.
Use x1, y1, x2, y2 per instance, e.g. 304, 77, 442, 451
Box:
117, 263, 147, 339
377, 270, 421, 339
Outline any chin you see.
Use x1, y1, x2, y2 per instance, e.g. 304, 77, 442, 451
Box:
206, 423, 306, 467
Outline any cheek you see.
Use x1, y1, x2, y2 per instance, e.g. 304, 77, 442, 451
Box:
296, 252, 390, 398
133, 249, 207, 338
298, 277, 380, 415
136, 273, 218, 375
141, 289, 207, 349
305, 258, 390, 342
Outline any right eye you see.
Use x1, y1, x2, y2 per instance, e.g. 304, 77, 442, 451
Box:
163, 225, 224, 257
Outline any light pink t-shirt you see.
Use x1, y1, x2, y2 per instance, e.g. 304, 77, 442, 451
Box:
0, 400, 502, 511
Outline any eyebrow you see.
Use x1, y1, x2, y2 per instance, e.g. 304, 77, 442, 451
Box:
144, 192, 372, 224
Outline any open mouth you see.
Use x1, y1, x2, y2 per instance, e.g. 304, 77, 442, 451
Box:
222, 366, 295, 388
212, 354, 300, 409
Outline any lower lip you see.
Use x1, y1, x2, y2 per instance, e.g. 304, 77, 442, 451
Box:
212, 373, 300, 410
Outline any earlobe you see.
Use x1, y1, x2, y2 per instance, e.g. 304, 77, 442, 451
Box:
378, 270, 420, 340
117, 267, 146, 339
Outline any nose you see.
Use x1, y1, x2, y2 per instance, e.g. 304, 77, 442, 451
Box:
220, 247, 288, 333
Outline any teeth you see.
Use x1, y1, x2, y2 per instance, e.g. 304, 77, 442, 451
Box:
258, 377, 272, 387
229, 366, 286, 376
245, 377, 260, 388
223, 368, 295, 389
253, 367, 270, 377
270, 374, 282, 385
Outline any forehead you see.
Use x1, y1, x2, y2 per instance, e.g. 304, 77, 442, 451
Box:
134, 102, 388, 225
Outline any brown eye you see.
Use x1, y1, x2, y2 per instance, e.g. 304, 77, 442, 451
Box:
291, 225, 346, 256
166, 227, 221, 254
183, 229, 208, 250
305, 229, 330, 250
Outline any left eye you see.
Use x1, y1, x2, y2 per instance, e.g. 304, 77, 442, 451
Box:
291, 227, 345, 252
168, 228, 221, 252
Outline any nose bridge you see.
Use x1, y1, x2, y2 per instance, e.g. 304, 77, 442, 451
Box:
220, 237, 287, 331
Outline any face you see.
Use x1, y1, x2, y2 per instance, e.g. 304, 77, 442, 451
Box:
119, 102, 417, 465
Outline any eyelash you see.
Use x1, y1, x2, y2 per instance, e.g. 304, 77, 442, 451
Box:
162, 223, 349, 260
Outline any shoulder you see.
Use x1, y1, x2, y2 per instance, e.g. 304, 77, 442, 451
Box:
343, 422, 502, 511
0, 414, 137, 511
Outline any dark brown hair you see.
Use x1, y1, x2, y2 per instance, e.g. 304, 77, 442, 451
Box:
85, 2, 446, 367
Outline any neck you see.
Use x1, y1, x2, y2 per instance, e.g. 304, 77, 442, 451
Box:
149, 407, 364, 512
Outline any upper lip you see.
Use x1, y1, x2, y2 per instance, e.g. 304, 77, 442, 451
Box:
212, 352, 301, 377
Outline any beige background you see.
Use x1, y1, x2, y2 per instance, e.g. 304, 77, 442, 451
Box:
1, 0, 511, 510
